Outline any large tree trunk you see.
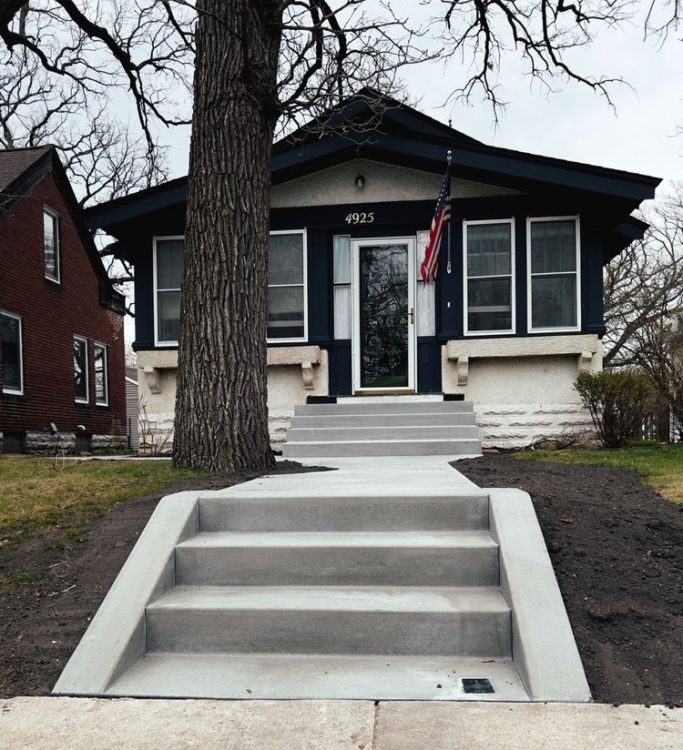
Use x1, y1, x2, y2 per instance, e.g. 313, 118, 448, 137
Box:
173, 0, 281, 472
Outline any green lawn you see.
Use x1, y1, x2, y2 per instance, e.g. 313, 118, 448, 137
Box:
0, 457, 208, 540
517, 444, 683, 504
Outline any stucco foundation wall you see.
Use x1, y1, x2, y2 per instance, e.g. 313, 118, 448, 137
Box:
135, 348, 329, 453
442, 338, 601, 448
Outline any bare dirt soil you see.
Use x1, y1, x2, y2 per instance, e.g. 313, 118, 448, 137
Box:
455, 454, 683, 706
0, 461, 325, 698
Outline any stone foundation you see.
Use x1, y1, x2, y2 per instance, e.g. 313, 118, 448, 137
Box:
0, 431, 127, 455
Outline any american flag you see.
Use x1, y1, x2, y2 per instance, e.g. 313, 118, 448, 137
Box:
420, 170, 451, 283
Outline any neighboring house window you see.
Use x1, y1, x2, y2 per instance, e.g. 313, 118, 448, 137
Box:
1, 312, 23, 395
154, 236, 184, 345
44, 208, 60, 283
94, 343, 108, 406
528, 217, 581, 331
464, 219, 515, 335
74, 336, 89, 403
268, 230, 307, 341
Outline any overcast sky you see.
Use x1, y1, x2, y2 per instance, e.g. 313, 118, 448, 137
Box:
155, 7, 682, 196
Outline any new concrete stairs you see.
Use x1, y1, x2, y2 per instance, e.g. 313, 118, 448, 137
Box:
282, 398, 482, 458
104, 485, 527, 700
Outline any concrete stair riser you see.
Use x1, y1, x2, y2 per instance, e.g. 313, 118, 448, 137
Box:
289, 413, 478, 428
282, 438, 482, 457
146, 597, 511, 657
175, 536, 499, 587
287, 426, 481, 442
294, 401, 474, 416
198, 494, 490, 532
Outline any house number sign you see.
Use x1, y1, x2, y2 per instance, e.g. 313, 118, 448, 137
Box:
345, 211, 374, 224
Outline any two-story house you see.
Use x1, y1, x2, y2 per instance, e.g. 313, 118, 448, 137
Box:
84, 92, 660, 450
0, 146, 126, 453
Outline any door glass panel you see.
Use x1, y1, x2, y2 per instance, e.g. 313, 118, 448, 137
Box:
359, 243, 409, 389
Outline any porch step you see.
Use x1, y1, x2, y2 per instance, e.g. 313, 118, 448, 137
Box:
175, 530, 499, 586
289, 412, 477, 428
106, 652, 529, 701
282, 438, 482, 457
197, 491, 490, 532
284, 399, 482, 457
286, 425, 481, 442
294, 400, 474, 416
145, 585, 511, 656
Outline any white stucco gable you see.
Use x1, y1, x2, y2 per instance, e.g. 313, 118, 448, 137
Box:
270, 158, 524, 208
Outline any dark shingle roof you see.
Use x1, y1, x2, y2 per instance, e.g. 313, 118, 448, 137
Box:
0, 145, 52, 192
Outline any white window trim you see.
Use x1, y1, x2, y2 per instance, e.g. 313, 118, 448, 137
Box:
1, 310, 24, 396
153, 235, 184, 347
267, 228, 308, 344
74, 335, 89, 404
526, 215, 582, 334
43, 206, 61, 284
463, 217, 516, 337
94, 342, 109, 406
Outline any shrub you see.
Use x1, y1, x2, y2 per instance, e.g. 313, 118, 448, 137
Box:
575, 370, 653, 448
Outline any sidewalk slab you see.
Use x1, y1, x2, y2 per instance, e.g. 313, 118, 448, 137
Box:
375, 701, 682, 750
0, 697, 374, 749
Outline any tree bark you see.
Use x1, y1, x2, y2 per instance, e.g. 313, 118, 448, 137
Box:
173, 0, 281, 472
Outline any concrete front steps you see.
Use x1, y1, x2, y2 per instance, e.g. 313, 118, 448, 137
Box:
100, 488, 528, 701
282, 398, 482, 458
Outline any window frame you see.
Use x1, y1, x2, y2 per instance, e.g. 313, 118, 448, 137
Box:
526, 215, 582, 334
73, 335, 89, 404
43, 206, 61, 284
462, 217, 516, 337
267, 228, 308, 344
94, 341, 109, 407
1, 310, 24, 396
153, 235, 185, 347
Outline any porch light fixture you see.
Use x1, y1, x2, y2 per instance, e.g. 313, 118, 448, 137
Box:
354, 174, 366, 190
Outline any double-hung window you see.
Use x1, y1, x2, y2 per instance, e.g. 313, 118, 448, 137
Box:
43, 208, 60, 283
1, 312, 23, 395
268, 230, 307, 341
464, 219, 515, 334
528, 217, 580, 331
94, 343, 108, 406
154, 237, 184, 345
74, 335, 88, 403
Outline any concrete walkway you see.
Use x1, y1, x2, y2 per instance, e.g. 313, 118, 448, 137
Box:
1, 698, 680, 749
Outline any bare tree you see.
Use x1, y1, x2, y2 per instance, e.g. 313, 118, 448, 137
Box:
603, 186, 683, 439
0, 0, 679, 471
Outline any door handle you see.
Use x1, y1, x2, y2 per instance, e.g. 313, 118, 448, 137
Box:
408, 307, 414, 325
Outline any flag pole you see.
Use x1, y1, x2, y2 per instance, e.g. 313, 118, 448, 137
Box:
446, 150, 453, 274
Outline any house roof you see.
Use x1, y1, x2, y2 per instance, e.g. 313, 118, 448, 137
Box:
0, 145, 52, 192
84, 90, 661, 260
0, 145, 125, 314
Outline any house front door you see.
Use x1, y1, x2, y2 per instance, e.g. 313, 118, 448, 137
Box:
352, 237, 416, 393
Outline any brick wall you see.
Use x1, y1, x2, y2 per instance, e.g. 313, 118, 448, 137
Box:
0, 171, 126, 438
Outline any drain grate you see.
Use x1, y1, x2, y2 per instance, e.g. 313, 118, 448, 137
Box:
462, 678, 494, 694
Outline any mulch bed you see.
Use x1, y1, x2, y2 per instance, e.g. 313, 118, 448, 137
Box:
2, 455, 682, 704
455, 454, 683, 706
0, 461, 324, 699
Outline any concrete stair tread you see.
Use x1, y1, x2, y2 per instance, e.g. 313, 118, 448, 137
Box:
177, 529, 496, 549
148, 585, 509, 614
284, 439, 480, 447
106, 652, 529, 700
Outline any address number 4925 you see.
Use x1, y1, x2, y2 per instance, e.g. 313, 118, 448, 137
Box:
345, 211, 374, 224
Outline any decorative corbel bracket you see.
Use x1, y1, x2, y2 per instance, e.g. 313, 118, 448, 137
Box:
301, 362, 315, 390
578, 351, 593, 374
457, 355, 469, 386
143, 365, 162, 395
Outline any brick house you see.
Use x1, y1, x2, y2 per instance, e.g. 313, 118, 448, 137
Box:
0, 146, 126, 453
